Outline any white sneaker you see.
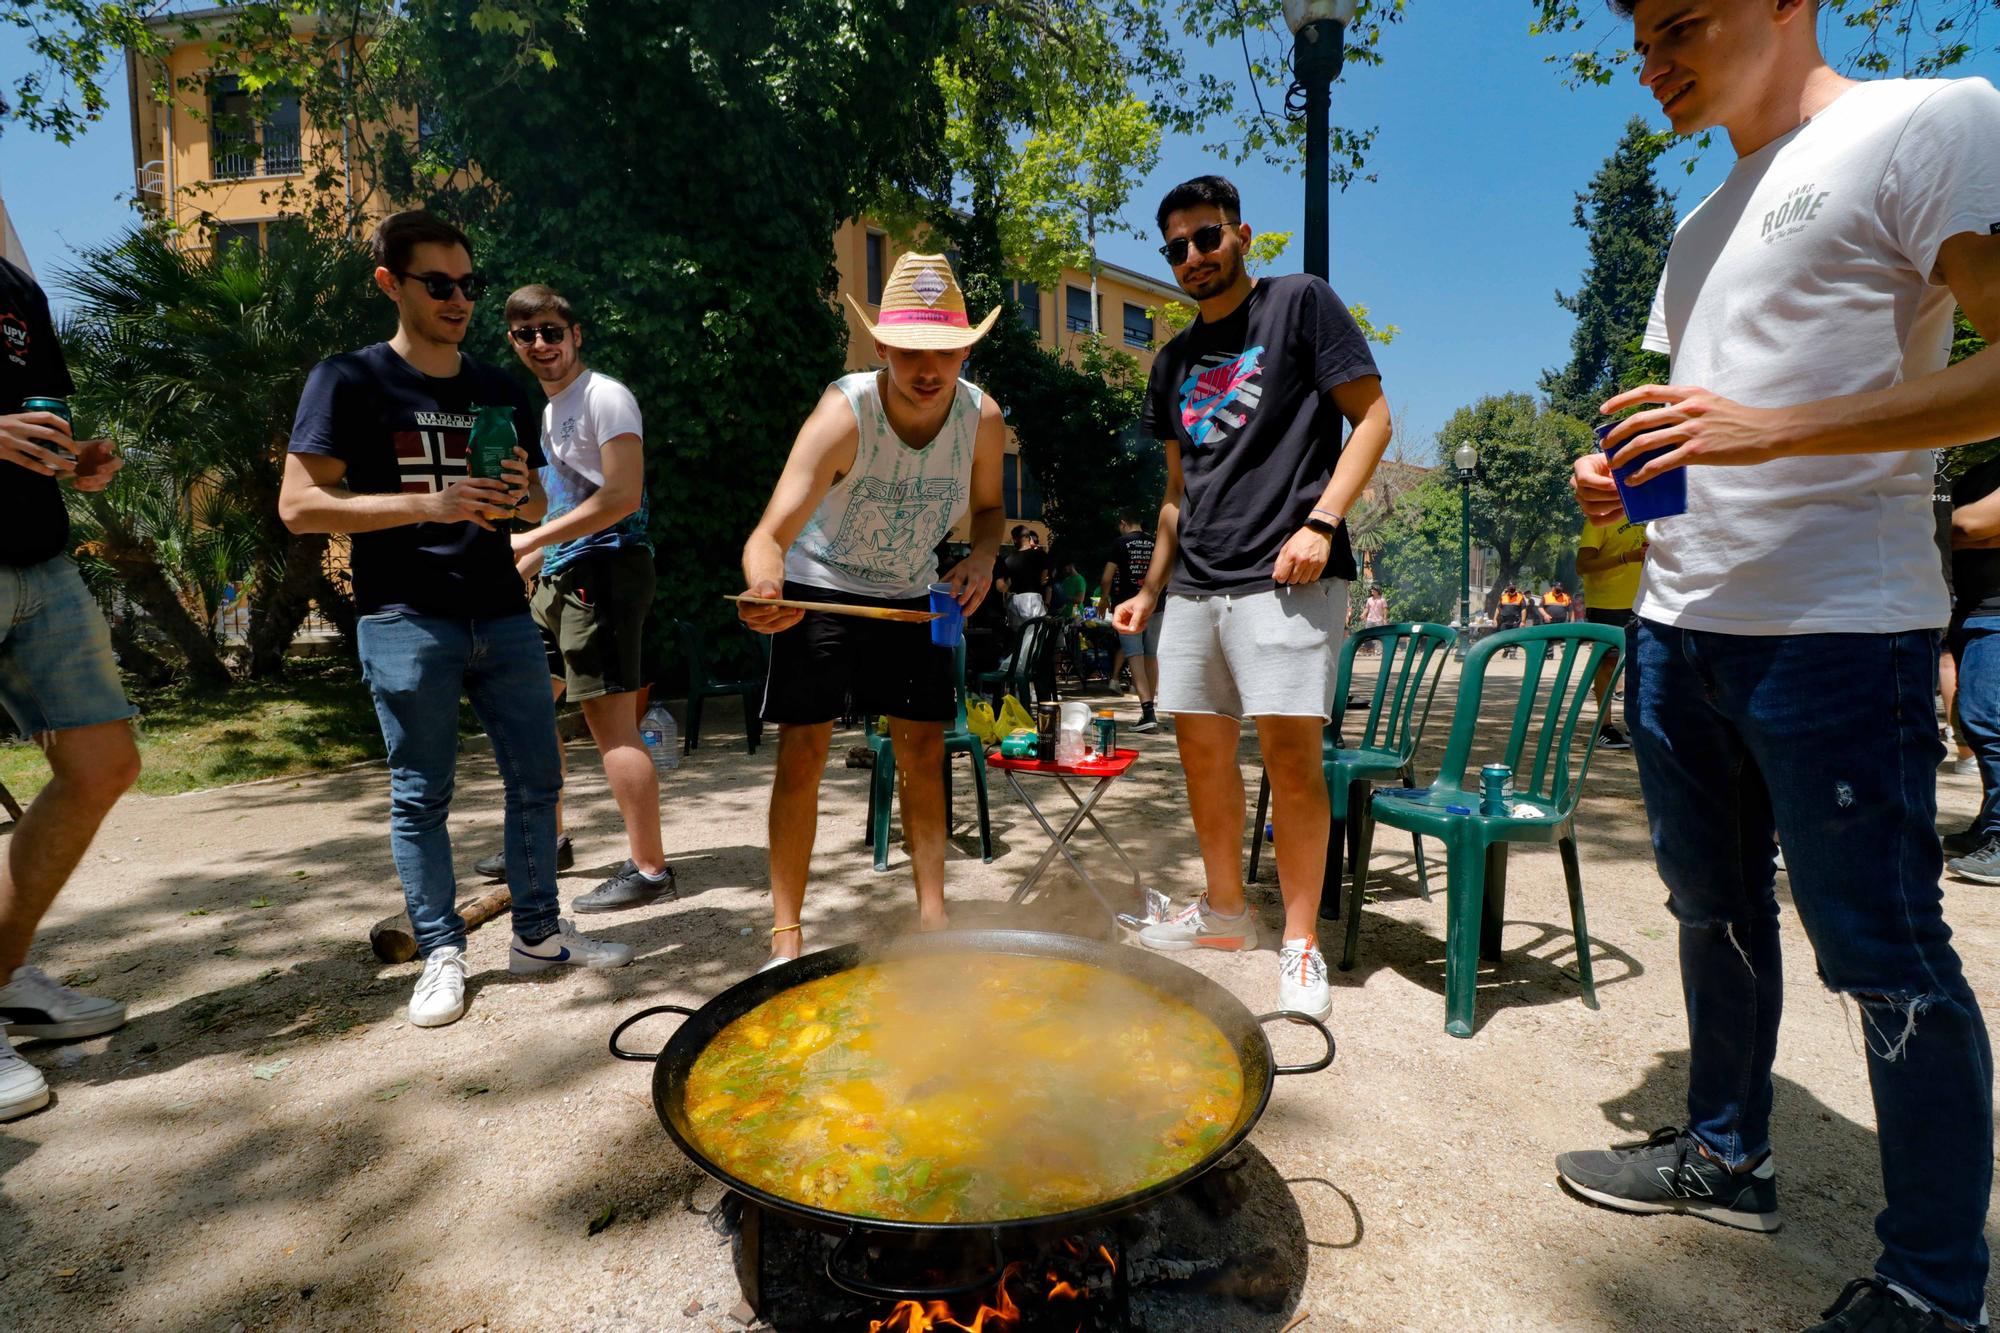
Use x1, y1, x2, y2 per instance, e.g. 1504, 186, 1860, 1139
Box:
409, 947, 469, 1028
509, 918, 634, 974
0, 965, 127, 1040
756, 954, 794, 976
1278, 938, 1332, 1023
1137, 895, 1257, 952
0, 1043, 50, 1121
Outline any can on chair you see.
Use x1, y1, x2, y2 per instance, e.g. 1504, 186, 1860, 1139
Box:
1480, 764, 1512, 817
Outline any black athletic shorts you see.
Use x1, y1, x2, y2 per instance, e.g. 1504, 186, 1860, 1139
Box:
1585, 606, 1637, 631
761, 581, 955, 725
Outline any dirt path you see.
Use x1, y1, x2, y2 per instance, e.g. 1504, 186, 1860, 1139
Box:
2, 657, 1995, 1331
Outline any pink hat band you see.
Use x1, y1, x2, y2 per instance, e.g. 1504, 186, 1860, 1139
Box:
877, 308, 971, 329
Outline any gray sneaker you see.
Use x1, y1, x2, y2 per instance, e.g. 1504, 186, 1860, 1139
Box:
0, 966, 127, 1041
509, 918, 634, 973
1947, 836, 2000, 884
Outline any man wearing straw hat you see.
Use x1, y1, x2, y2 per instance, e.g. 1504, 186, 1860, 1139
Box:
738, 253, 1007, 971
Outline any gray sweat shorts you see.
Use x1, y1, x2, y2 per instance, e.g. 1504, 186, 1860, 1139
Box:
1155, 580, 1347, 720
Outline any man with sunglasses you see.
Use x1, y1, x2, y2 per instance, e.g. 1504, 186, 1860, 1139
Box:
494, 283, 672, 913
281, 211, 633, 1031
1113, 176, 1392, 1024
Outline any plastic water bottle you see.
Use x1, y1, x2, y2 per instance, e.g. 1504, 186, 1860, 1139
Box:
640, 703, 680, 774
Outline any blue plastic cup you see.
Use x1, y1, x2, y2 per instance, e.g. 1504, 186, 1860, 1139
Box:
929, 582, 963, 648
1598, 420, 1688, 522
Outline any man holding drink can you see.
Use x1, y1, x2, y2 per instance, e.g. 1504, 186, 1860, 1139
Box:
281, 211, 635, 1032
1558, 4, 2000, 1329
0, 258, 142, 1121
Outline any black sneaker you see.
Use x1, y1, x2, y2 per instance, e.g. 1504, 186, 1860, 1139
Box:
1555, 1126, 1780, 1232
1133, 707, 1159, 734
474, 836, 573, 881
1597, 724, 1631, 751
1801, 1278, 1952, 1332
1946, 836, 2000, 885
573, 860, 676, 913
1940, 826, 1984, 858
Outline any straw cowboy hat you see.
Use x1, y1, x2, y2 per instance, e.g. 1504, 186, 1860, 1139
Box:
844, 252, 1000, 351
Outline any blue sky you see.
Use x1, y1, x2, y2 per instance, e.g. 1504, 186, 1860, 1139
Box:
4, 4, 1996, 454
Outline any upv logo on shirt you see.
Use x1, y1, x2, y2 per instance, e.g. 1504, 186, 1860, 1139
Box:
1762, 182, 1833, 244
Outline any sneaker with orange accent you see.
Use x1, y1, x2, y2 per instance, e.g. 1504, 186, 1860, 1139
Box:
1137, 896, 1257, 952
1278, 938, 1332, 1022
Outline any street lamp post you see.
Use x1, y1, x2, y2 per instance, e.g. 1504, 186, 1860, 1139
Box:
1455, 442, 1479, 643
1282, 0, 1359, 281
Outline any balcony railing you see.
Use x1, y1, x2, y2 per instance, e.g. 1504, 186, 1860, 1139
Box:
212, 129, 302, 180
263, 129, 302, 175
137, 160, 165, 198
213, 139, 258, 180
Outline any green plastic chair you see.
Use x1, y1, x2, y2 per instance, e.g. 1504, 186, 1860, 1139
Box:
973, 616, 1059, 708
1248, 623, 1458, 911
672, 619, 764, 755
865, 641, 994, 870
1346, 623, 1625, 1038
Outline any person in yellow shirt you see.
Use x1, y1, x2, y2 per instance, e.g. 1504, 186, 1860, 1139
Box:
1576, 517, 1647, 750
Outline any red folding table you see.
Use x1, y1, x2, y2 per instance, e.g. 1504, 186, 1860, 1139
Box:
989, 747, 1144, 922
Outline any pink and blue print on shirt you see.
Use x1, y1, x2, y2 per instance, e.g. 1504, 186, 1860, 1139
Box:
1178, 346, 1265, 450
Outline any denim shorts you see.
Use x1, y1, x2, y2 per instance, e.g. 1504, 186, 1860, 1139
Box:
1117, 611, 1164, 659
0, 556, 139, 737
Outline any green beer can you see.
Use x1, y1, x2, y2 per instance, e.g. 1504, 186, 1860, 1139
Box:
21, 396, 70, 423
465, 404, 520, 527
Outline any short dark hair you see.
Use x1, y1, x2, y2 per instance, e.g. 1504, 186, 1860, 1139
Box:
505, 284, 577, 326
1012, 524, 1028, 542
371, 210, 473, 275
1156, 176, 1242, 234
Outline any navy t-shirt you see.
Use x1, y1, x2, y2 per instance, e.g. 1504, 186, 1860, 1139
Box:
1111, 530, 1155, 601
0, 259, 76, 567
1140, 274, 1379, 595
289, 343, 543, 618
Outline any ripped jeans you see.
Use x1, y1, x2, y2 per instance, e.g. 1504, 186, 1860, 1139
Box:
1630, 619, 1993, 1325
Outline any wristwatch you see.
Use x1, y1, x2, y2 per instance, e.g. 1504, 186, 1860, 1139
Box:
1303, 515, 1341, 539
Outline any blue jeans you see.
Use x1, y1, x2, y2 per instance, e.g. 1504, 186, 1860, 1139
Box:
1629, 619, 1992, 1324
1950, 615, 2000, 837
355, 610, 562, 956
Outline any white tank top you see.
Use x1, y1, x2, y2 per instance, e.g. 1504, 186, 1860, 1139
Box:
785, 371, 982, 599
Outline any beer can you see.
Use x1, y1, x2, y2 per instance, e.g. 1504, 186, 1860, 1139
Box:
1036, 702, 1059, 763
21, 396, 70, 423
1480, 764, 1512, 817
1094, 711, 1117, 757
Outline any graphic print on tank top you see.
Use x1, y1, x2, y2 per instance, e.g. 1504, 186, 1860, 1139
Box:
817, 474, 963, 584
1178, 346, 1264, 449
393, 410, 477, 492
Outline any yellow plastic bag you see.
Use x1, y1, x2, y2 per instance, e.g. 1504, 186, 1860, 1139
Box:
965, 698, 1002, 746
998, 694, 1036, 737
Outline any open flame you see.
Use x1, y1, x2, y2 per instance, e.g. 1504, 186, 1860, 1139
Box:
868, 1263, 1024, 1333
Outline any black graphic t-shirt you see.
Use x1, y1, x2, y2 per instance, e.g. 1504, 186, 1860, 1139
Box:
1139, 274, 1379, 595
289, 343, 543, 618
1111, 530, 1155, 601
0, 259, 76, 567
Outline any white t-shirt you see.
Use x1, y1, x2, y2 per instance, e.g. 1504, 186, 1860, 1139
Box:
539, 368, 648, 575
1635, 77, 2000, 635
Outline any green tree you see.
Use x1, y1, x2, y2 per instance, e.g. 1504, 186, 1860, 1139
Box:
1373, 473, 1473, 624
1541, 117, 1678, 420
61, 224, 389, 681
1437, 393, 1593, 607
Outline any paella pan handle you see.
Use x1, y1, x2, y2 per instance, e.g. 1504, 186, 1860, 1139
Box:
824, 1225, 1005, 1301
1256, 1010, 1336, 1075
607, 1004, 698, 1063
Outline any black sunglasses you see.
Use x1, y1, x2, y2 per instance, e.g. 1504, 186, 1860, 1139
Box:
509, 324, 569, 346
399, 270, 486, 301
1158, 223, 1231, 267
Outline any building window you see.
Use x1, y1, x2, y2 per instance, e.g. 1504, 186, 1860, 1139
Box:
1003, 454, 1045, 522
865, 232, 885, 305
1011, 280, 1040, 333
1065, 285, 1100, 335
262, 92, 301, 175
209, 76, 300, 178
212, 221, 263, 254
210, 76, 258, 180
1122, 302, 1153, 350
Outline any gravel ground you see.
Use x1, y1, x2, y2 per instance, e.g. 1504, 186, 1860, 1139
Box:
1, 654, 1995, 1332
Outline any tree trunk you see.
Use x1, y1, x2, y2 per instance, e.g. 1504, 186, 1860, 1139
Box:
80, 493, 235, 688
315, 571, 358, 659
106, 610, 177, 690
245, 531, 331, 680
